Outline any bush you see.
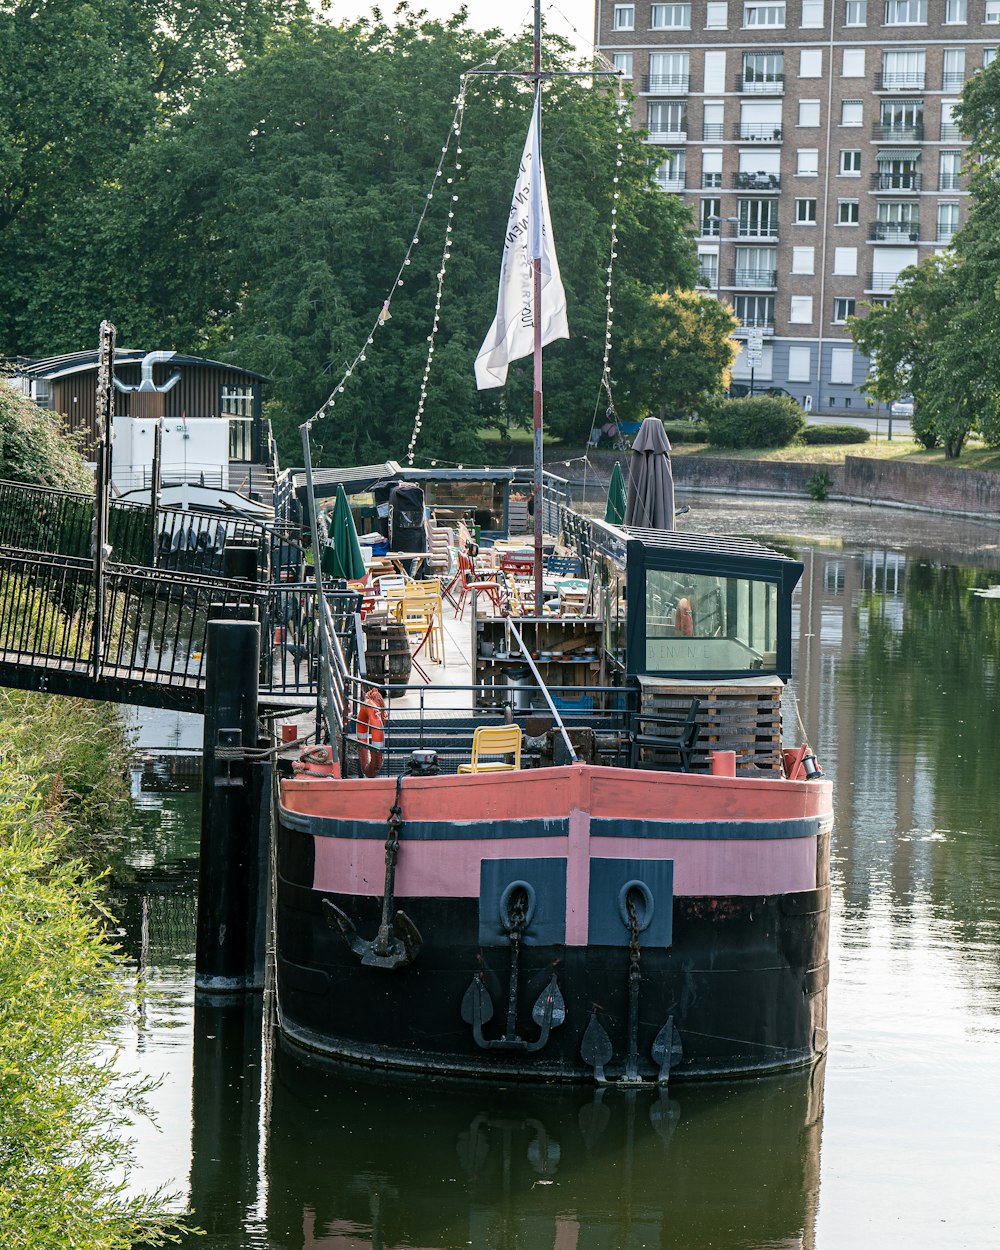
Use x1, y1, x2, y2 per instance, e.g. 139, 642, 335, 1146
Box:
807, 469, 831, 500
703, 396, 806, 449
0, 386, 91, 490
661, 418, 707, 445
802, 424, 871, 445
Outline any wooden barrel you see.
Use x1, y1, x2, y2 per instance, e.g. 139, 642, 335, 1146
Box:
363, 617, 411, 697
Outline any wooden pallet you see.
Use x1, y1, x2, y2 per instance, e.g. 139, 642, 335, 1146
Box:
635, 675, 784, 773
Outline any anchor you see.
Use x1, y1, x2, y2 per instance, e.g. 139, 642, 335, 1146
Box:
580, 884, 683, 1085
462, 885, 566, 1052
322, 774, 422, 970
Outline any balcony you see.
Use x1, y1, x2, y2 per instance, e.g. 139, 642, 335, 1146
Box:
939, 173, 962, 191
701, 172, 723, 188
734, 171, 781, 191
730, 267, 778, 288
729, 221, 779, 240
937, 225, 958, 243
697, 267, 719, 288
732, 318, 775, 335
733, 123, 784, 141
702, 124, 725, 141
642, 74, 689, 94
646, 126, 688, 144
940, 123, 963, 140
868, 221, 920, 242
870, 172, 921, 191
867, 272, 904, 293
872, 124, 924, 141
942, 72, 966, 90
653, 174, 687, 191
875, 72, 926, 91
735, 75, 785, 94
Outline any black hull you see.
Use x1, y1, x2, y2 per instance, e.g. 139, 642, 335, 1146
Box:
275, 870, 830, 1084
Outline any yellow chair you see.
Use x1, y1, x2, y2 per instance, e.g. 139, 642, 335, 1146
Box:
457, 724, 522, 774
399, 579, 446, 665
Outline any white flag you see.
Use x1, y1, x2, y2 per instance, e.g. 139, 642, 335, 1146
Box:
475, 99, 569, 390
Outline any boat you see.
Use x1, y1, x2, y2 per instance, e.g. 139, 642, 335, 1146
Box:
271, 14, 832, 1085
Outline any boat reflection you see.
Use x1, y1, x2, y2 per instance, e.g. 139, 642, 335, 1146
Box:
184, 998, 825, 1250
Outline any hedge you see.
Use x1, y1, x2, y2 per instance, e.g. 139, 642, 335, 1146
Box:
703, 396, 806, 449
802, 424, 871, 445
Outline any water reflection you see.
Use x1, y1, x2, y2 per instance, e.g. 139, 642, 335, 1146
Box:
180, 1000, 825, 1250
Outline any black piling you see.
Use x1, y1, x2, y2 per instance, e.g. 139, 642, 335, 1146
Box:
195, 615, 265, 992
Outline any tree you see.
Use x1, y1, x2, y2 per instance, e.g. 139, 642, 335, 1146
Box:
613, 286, 738, 421
848, 254, 994, 458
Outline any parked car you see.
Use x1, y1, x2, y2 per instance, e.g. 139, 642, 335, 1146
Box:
890, 397, 914, 418
726, 384, 800, 402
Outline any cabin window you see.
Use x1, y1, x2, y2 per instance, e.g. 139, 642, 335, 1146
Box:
221, 386, 255, 460
643, 569, 778, 672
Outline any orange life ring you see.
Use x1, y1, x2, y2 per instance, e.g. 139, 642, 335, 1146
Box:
675, 597, 694, 637
356, 689, 386, 778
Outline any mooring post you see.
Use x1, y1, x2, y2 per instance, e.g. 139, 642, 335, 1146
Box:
195, 616, 261, 992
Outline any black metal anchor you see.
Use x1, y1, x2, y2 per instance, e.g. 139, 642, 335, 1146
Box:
462, 886, 566, 1051
322, 774, 422, 970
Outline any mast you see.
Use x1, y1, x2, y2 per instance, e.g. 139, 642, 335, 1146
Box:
531, 0, 544, 610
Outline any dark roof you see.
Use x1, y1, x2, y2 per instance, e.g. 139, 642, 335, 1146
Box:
14, 350, 271, 384
622, 525, 798, 565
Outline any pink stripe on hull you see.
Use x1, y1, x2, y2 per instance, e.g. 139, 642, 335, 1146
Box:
588, 835, 817, 896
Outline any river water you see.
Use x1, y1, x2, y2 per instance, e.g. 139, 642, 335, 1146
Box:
112, 498, 1000, 1250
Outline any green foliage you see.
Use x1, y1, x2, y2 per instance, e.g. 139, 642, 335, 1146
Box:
703, 396, 806, 449
614, 288, 738, 422
802, 424, 871, 445
0, 387, 91, 490
660, 419, 707, 444
806, 469, 831, 501
0, 767, 178, 1248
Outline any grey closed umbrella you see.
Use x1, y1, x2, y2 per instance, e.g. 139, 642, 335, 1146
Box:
624, 417, 675, 530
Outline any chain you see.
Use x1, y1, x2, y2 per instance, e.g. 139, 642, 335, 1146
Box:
626, 888, 641, 983
385, 773, 404, 865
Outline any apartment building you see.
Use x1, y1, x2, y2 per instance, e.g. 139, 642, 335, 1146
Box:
596, 0, 996, 411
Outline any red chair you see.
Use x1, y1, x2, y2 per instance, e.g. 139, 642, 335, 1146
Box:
455, 551, 503, 619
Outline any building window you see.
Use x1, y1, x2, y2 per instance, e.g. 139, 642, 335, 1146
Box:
789, 295, 814, 323
985, 48, 997, 67
942, 48, 965, 89
945, 0, 966, 20
838, 198, 860, 223
738, 198, 779, 236
702, 149, 723, 187
882, 49, 925, 89
742, 51, 785, 89
653, 151, 687, 190
801, 0, 824, 23
940, 150, 962, 190
799, 99, 821, 126
613, 52, 633, 78
830, 348, 854, 384
884, 0, 926, 22
222, 387, 255, 459
987, 0, 1000, 21
651, 3, 691, 27
840, 148, 862, 175
879, 98, 924, 138
221, 385, 254, 417
833, 298, 857, 322
844, 0, 867, 21
938, 201, 960, 242
648, 101, 687, 139
795, 197, 817, 223
796, 148, 819, 175
613, 4, 636, 28
787, 344, 812, 382
843, 48, 865, 75
800, 48, 822, 77
701, 197, 722, 234
733, 294, 775, 326
834, 246, 858, 275
941, 100, 962, 140
698, 248, 720, 289
706, 0, 729, 24
743, 2, 786, 24
792, 245, 815, 273
735, 245, 778, 285
875, 155, 920, 189
649, 51, 689, 92
702, 100, 725, 140
841, 99, 863, 126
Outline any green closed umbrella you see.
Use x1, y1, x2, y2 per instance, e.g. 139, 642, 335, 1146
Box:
321, 483, 366, 580
604, 461, 627, 525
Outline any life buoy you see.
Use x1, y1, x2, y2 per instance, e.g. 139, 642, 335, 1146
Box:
356, 689, 386, 778
675, 597, 694, 636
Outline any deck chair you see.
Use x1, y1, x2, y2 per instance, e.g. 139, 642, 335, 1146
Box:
455, 551, 503, 619
393, 596, 437, 682
457, 724, 523, 774
398, 579, 446, 666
